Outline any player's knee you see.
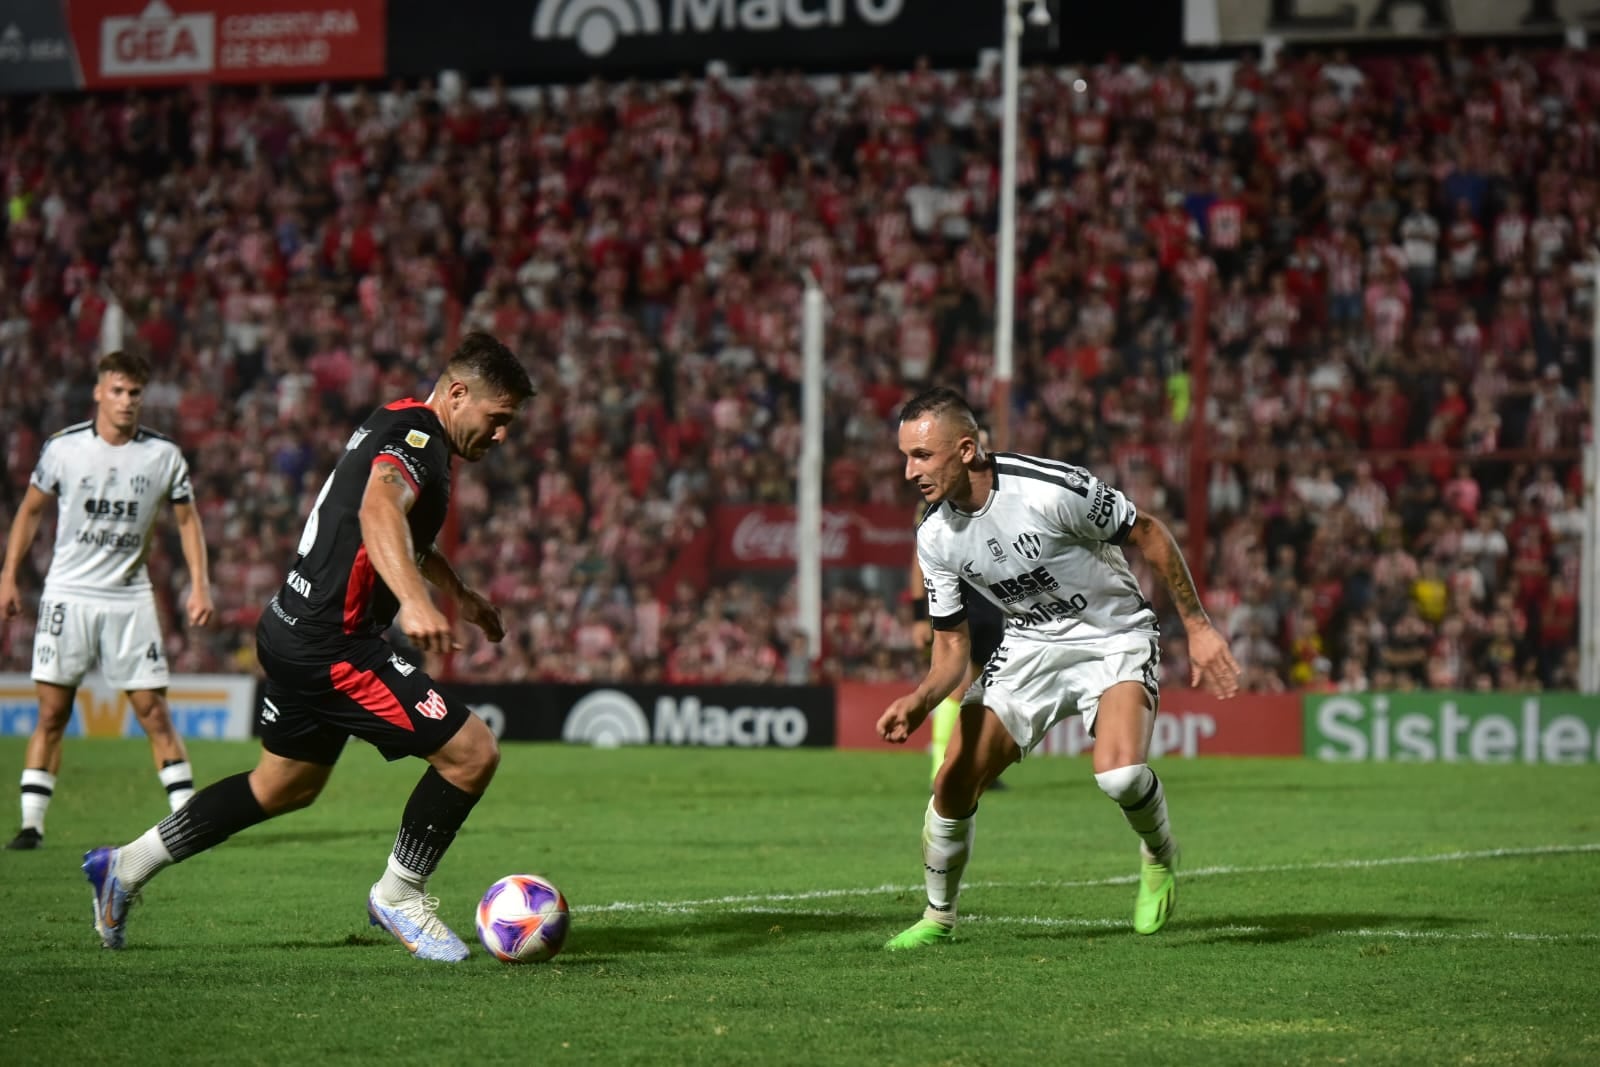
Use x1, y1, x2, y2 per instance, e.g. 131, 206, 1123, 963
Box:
34, 707, 72, 735
274, 780, 325, 814
472, 731, 501, 781
437, 715, 499, 790
33, 695, 74, 732
1094, 763, 1154, 807
128, 695, 173, 724
932, 761, 982, 813
252, 774, 325, 815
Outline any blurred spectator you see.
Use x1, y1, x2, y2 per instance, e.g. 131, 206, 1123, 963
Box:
0, 45, 1593, 691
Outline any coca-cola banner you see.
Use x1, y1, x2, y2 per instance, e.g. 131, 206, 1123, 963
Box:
62, 0, 385, 89
711, 505, 915, 571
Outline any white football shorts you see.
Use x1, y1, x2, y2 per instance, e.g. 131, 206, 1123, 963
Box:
32, 594, 170, 691
961, 631, 1159, 756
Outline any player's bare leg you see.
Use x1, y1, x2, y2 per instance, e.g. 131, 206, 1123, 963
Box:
886, 703, 1019, 951
1091, 681, 1178, 933
8, 682, 76, 849
368, 713, 500, 963
126, 689, 196, 811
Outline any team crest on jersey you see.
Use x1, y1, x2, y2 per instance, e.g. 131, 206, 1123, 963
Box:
405, 430, 430, 449
1012, 532, 1042, 561
986, 537, 1007, 562
416, 689, 448, 720
131, 474, 150, 494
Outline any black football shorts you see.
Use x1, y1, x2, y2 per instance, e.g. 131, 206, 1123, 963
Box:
256, 629, 473, 765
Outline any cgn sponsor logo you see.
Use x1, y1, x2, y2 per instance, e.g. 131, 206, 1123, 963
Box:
1306, 693, 1600, 764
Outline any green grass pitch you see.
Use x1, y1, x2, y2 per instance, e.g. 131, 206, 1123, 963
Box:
2, 737, 1596, 1065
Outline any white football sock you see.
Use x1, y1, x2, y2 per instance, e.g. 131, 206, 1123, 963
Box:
375, 854, 428, 903
158, 761, 195, 812
1095, 764, 1175, 864
118, 826, 175, 891
921, 797, 975, 925
20, 769, 54, 833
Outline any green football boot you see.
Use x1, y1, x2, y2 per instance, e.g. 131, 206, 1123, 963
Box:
884, 917, 955, 951
1133, 846, 1179, 935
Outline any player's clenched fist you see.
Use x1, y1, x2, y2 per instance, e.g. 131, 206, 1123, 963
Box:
877, 694, 932, 744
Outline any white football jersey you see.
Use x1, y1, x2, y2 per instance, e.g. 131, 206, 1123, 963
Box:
28, 421, 194, 601
918, 451, 1157, 643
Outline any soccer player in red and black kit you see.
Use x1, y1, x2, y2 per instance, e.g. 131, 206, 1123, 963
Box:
83, 332, 535, 961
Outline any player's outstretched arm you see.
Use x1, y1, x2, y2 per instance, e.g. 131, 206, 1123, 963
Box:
878, 626, 971, 743
359, 463, 457, 653
1124, 512, 1241, 698
171, 500, 214, 627
418, 545, 505, 642
0, 485, 53, 618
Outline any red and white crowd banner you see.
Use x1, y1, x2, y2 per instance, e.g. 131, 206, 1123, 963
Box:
834, 681, 1303, 757
66, 0, 385, 87
710, 505, 915, 571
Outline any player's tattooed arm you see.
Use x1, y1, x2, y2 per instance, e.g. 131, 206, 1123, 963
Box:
1126, 511, 1242, 697
360, 459, 430, 604
1126, 513, 1209, 630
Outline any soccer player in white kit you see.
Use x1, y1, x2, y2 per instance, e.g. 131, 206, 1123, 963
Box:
878, 387, 1241, 949
0, 351, 214, 850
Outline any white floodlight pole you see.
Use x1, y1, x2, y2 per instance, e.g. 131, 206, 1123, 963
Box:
993, 0, 1026, 450
1581, 265, 1600, 692
799, 272, 826, 661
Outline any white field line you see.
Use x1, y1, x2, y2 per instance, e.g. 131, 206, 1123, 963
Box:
575, 842, 1600, 943
694, 909, 1600, 944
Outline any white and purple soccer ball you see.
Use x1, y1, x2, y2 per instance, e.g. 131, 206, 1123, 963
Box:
475, 874, 570, 963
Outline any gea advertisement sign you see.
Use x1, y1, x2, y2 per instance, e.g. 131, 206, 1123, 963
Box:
0, 673, 256, 740
64, 0, 385, 88
1306, 693, 1600, 764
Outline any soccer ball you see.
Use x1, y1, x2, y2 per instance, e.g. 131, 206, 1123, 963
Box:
475, 874, 570, 963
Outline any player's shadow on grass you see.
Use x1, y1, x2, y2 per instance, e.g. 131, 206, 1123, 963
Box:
272, 912, 888, 960
1003, 911, 1472, 946
1183, 912, 1471, 944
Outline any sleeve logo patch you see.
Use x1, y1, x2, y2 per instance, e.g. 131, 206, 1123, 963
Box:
405, 430, 431, 448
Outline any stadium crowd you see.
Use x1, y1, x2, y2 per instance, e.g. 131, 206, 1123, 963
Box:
0, 41, 1595, 693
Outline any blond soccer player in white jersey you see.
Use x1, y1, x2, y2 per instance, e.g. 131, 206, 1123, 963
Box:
877, 387, 1241, 949
0, 351, 214, 850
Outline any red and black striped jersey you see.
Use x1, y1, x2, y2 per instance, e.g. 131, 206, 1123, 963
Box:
271, 399, 452, 637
